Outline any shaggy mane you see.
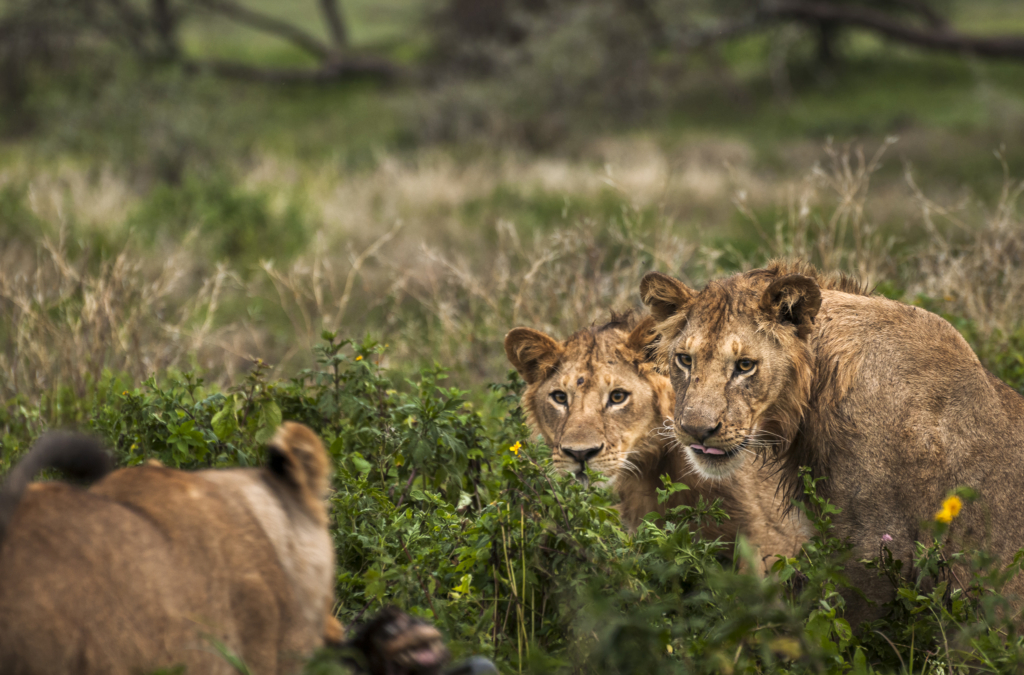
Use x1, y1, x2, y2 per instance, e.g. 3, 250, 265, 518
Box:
759, 259, 872, 296
594, 309, 643, 334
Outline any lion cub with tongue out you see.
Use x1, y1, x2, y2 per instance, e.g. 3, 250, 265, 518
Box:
505, 312, 808, 574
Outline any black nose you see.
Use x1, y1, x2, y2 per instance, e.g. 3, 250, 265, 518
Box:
679, 422, 722, 443
561, 444, 603, 465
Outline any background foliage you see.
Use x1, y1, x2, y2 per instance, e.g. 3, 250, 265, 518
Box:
3, 0, 1024, 672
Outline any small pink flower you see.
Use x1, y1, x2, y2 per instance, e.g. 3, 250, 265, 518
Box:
881, 534, 893, 543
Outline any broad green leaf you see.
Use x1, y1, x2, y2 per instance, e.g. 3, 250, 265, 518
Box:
211, 399, 238, 441
254, 400, 283, 444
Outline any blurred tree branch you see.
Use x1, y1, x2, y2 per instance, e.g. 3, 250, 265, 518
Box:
185, 0, 400, 80
191, 0, 330, 60
888, 0, 948, 30
0, 0, 401, 88
4, 0, 1024, 99
182, 53, 400, 83
759, 0, 1024, 59
319, 0, 348, 50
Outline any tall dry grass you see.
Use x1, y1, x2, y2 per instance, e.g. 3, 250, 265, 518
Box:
908, 153, 1024, 336
0, 140, 1021, 405
0, 232, 238, 401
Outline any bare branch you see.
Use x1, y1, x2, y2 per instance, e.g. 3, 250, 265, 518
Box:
887, 0, 948, 29
761, 1, 1024, 58
193, 0, 330, 60
181, 0, 400, 83
319, 0, 348, 50
150, 0, 180, 59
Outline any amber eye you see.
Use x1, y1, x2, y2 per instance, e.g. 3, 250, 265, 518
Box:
736, 359, 755, 373
675, 353, 692, 370
551, 391, 568, 405
608, 390, 629, 405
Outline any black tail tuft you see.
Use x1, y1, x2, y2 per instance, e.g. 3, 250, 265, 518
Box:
0, 432, 113, 547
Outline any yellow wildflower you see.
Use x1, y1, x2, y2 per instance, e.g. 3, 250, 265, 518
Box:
509, 441, 522, 456
122, 391, 129, 396
355, 355, 363, 361
935, 495, 963, 523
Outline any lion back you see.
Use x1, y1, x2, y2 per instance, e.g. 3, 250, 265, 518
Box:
0, 423, 336, 675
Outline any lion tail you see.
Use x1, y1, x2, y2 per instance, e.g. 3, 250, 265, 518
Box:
0, 432, 113, 547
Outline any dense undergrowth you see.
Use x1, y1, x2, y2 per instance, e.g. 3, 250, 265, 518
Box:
3, 331, 1024, 674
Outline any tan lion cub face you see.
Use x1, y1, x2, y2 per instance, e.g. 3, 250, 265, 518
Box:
504, 313, 673, 486
641, 269, 820, 479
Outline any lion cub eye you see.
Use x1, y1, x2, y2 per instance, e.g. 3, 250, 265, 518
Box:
550, 391, 568, 405
608, 390, 629, 406
736, 359, 756, 373
675, 353, 692, 370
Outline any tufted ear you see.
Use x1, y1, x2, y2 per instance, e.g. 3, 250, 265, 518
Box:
639, 272, 696, 322
759, 274, 822, 338
623, 315, 659, 362
266, 422, 331, 524
504, 328, 563, 384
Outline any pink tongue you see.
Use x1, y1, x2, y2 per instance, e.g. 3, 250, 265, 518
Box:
703, 447, 726, 455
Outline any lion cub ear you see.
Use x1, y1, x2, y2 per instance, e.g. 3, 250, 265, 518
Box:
759, 274, 822, 338
639, 272, 695, 322
267, 422, 331, 524
624, 315, 659, 362
504, 328, 563, 384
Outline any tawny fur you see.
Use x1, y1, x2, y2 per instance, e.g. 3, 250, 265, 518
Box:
641, 259, 1024, 623
505, 312, 808, 574
0, 422, 336, 675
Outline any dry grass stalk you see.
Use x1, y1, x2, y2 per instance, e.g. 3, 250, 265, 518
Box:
2, 143, 1023, 404
907, 152, 1024, 336
0, 232, 189, 400
732, 137, 900, 287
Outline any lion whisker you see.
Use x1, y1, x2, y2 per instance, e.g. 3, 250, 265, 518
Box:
618, 458, 642, 479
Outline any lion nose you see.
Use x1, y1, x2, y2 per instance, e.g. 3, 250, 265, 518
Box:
679, 422, 722, 443
561, 444, 604, 465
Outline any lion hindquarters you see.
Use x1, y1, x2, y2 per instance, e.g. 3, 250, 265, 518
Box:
0, 423, 338, 675
0, 431, 112, 546
0, 484, 206, 674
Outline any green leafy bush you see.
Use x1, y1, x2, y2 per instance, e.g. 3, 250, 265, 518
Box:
4, 335, 1024, 673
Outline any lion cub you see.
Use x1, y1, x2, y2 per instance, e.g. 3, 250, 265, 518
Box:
0, 423, 448, 675
505, 312, 808, 573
